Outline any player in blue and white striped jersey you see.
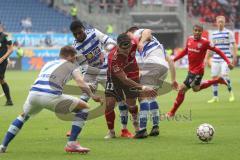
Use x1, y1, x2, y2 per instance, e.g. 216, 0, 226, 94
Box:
0, 46, 102, 153
70, 20, 116, 102
69, 21, 137, 139
207, 16, 237, 103
127, 27, 177, 138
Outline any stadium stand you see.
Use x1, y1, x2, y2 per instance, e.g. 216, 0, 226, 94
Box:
187, 0, 240, 28
0, 0, 72, 32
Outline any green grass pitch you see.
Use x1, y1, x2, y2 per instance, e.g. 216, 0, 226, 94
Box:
0, 68, 239, 160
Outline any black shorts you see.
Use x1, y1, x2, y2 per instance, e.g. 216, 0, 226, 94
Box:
0, 60, 8, 80
105, 78, 139, 101
183, 72, 203, 88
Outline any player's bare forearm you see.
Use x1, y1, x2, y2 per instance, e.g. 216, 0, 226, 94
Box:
140, 29, 152, 43
232, 43, 238, 65
174, 48, 187, 62
115, 71, 142, 90
73, 70, 94, 97
166, 55, 176, 82
233, 43, 238, 57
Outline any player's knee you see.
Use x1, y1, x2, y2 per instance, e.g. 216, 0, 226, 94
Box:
74, 108, 89, 121
128, 105, 138, 111
192, 87, 200, 92
126, 98, 136, 106
20, 113, 30, 121
179, 85, 187, 94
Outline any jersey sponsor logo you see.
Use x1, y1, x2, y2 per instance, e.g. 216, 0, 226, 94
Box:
188, 48, 200, 53
85, 46, 101, 60
197, 43, 202, 48
86, 52, 94, 60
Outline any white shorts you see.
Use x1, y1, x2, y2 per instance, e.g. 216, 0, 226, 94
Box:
23, 92, 81, 116
83, 66, 107, 91
83, 73, 106, 91
140, 48, 169, 88
211, 61, 230, 77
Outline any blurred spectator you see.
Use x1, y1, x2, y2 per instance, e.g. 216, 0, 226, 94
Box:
70, 4, 78, 20
106, 0, 114, 13
187, 0, 239, 28
106, 24, 113, 34
45, 35, 53, 47
99, 0, 106, 13
128, 0, 136, 8
114, 0, 123, 14
166, 47, 173, 56
88, 0, 95, 14
20, 17, 32, 33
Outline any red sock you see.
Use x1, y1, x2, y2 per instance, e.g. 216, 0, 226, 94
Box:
105, 110, 115, 130
200, 79, 220, 90
169, 91, 185, 115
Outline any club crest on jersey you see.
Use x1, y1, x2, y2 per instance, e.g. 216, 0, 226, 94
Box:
197, 43, 202, 48
86, 52, 94, 60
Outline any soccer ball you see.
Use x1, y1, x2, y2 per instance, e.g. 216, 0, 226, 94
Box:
196, 123, 215, 142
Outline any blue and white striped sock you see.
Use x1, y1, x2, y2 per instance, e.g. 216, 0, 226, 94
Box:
226, 78, 232, 92
212, 84, 218, 97
139, 100, 149, 130
2, 115, 29, 147
118, 102, 128, 129
149, 99, 159, 127
69, 109, 88, 141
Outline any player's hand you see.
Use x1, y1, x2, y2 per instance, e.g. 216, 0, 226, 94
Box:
138, 41, 144, 52
228, 63, 234, 70
233, 55, 238, 66
171, 80, 179, 91
92, 95, 103, 104
0, 57, 4, 64
141, 86, 157, 97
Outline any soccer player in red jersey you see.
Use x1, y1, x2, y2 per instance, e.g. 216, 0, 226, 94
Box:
167, 24, 234, 117
104, 33, 156, 138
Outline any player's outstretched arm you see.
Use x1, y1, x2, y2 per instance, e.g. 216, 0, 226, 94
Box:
205, 50, 212, 67
211, 47, 234, 70
114, 70, 157, 97
72, 69, 102, 103
165, 55, 178, 90
95, 28, 116, 53
232, 42, 238, 66
173, 47, 187, 62
138, 29, 152, 51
